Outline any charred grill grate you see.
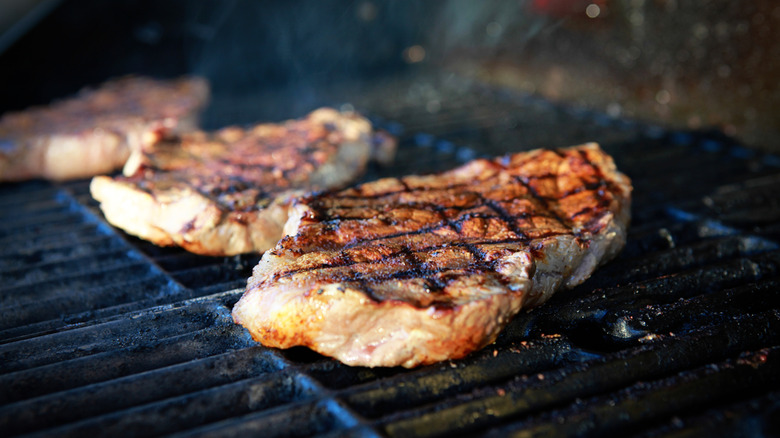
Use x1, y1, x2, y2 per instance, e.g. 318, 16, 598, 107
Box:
2, 77, 780, 437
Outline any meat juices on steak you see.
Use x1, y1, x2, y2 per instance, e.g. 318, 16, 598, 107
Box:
90, 108, 396, 256
0, 76, 209, 181
232, 143, 632, 368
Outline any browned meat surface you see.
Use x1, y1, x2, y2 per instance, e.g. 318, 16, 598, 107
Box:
90, 108, 396, 256
232, 143, 632, 368
0, 75, 209, 181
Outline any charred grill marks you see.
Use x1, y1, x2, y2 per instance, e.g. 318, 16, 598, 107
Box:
482, 197, 525, 239
135, 132, 339, 212
399, 246, 445, 293
272, 145, 623, 293
91, 107, 386, 256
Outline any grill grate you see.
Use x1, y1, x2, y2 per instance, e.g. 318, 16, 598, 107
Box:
2, 75, 780, 437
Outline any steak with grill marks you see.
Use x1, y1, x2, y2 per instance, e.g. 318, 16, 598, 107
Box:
232, 143, 632, 368
90, 108, 396, 256
0, 76, 209, 181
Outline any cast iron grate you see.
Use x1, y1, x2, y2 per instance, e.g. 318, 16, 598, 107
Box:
1, 76, 780, 437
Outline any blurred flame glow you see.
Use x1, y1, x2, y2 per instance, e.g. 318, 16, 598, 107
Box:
403, 45, 426, 63
357, 1, 378, 22
655, 89, 671, 105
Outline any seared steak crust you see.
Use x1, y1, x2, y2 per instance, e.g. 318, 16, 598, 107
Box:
233, 143, 632, 368
0, 76, 209, 181
90, 108, 393, 256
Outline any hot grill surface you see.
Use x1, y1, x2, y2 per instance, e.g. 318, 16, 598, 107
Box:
2, 75, 780, 437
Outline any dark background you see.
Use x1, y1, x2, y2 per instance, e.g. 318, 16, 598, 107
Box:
0, 1, 431, 110
1, 0, 777, 150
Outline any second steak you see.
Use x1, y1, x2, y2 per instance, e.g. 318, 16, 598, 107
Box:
90, 108, 394, 256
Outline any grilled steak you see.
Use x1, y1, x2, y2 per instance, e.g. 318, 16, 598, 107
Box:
0, 75, 209, 182
232, 143, 632, 368
90, 108, 396, 256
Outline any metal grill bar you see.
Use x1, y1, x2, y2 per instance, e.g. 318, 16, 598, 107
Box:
377, 315, 780, 437
483, 347, 780, 437
0, 274, 186, 332
0, 347, 282, 435
2, 324, 252, 405
636, 391, 780, 437
339, 337, 574, 418
0, 235, 126, 271
27, 372, 321, 438
0, 303, 228, 375
0, 222, 104, 251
